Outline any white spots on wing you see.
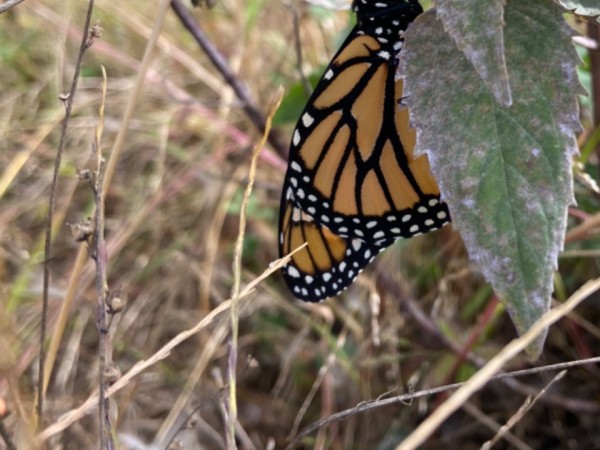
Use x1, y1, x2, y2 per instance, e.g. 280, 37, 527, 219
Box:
292, 130, 301, 146
287, 266, 300, 278
302, 112, 314, 127
291, 161, 302, 172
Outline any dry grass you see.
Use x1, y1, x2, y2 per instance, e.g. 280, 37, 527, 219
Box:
1, 0, 600, 449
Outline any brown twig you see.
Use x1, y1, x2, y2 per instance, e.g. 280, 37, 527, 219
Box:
376, 269, 597, 412
0, 0, 27, 14
481, 371, 566, 450
169, 0, 289, 158
286, 274, 600, 449
38, 249, 301, 442
38, 0, 96, 426
284, 1, 312, 97
286, 357, 600, 449
91, 65, 113, 450
0, 418, 17, 450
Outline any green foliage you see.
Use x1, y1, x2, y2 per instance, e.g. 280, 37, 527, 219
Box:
403, 0, 584, 358
273, 71, 321, 126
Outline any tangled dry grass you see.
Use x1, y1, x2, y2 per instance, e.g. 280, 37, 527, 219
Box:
1, 0, 600, 449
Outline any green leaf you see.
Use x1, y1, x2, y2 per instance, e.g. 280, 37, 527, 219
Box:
559, 0, 600, 20
436, 0, 511, 106
273, 71, 321, 126
402, 0, 582, 358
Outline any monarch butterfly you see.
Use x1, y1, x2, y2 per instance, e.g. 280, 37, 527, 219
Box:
279, 0, 450, 301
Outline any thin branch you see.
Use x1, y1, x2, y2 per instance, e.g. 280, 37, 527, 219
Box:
396, 278, 600, 450
91, 65, 113, 450
226, 88, 283, 448
38, 0, 96, 426
0, 0, 27, 14
169, 0, 289, 157
481, 370, 566, 450
38, 249, 301, 441
377, 268, 597, 412
284, 1, 312, 97
0, 418, 17, 450
41, 0, 173, 406
286, 356, 600, 449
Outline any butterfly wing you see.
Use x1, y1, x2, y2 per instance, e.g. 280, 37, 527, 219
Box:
279, 189, 381, 301
279, 2, 450, 301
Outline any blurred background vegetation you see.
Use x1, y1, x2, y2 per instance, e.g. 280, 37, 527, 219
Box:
1, 0, 600, 449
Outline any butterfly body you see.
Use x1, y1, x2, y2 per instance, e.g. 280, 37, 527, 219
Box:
279, 0, 450, 301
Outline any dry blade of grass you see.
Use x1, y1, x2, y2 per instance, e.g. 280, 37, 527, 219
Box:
0, 0, 28, 14
462, 402, 533, 450
41, 0, 173, 400
38, 0, 97, 425
395, 277, 600, 450
37, 249, 299, 442
227, 87, 284, 448
285, 355, 600, 449
91, 65, 112, 449
480, 370, 566, 450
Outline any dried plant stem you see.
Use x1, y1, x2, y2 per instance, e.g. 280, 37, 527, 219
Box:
395, 278, 600, 450
0, 418, 17, 450
0, 0, 27, 14
38, 251, 298, 442
91, 66, 113, 450
38, 0, 95, 426
377, 269, 595, 412
227, 89, 284, 449
462, 402, 533, 450
481, 370, 566, 450
41, 0, 172, 408
170, 0, 288, 157
287, 355, 600, 449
